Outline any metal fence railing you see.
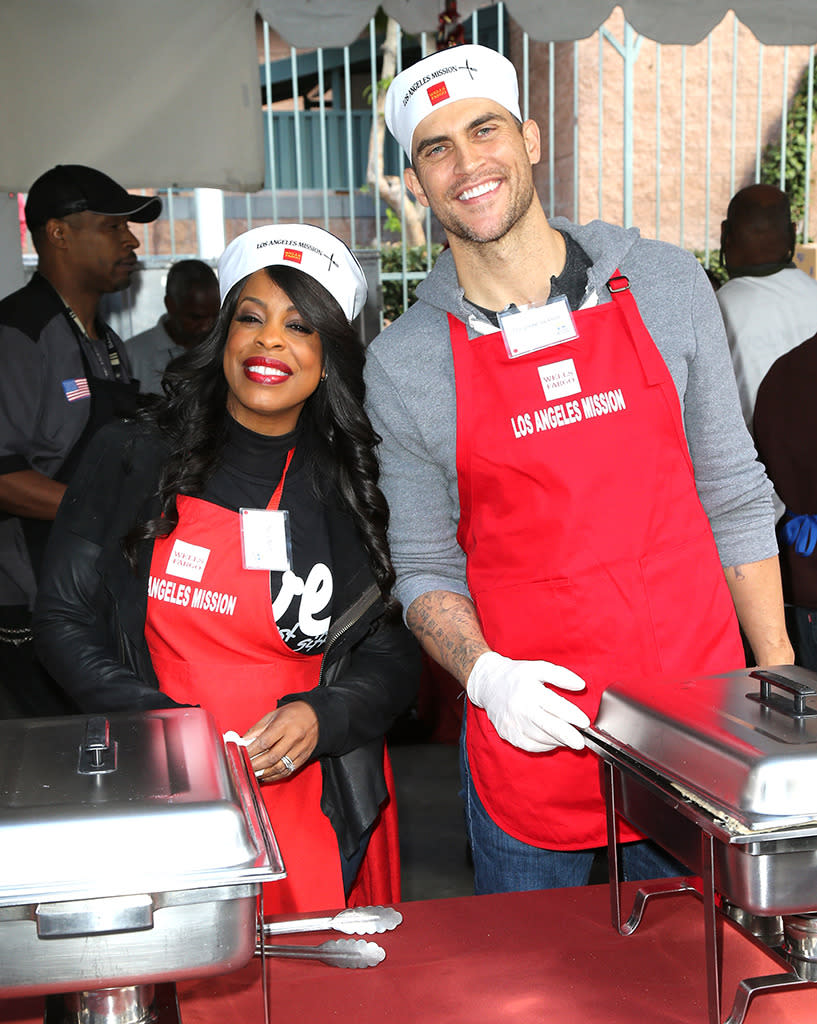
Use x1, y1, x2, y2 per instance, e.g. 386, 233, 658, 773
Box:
19, 4, 817, 338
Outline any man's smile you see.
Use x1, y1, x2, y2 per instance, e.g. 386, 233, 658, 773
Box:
457, 180, 501, 202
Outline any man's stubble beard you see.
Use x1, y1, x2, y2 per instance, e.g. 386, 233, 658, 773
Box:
435, 175, 537, 246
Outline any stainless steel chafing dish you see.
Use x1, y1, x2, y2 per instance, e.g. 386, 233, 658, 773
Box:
0, 708, 285, 1021
584, 666, 817, 1024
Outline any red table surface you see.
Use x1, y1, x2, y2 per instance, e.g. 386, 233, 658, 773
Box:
2, 883, 816, 1024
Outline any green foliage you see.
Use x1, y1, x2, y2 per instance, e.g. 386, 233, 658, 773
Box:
693, 250, 728, 288
383, 207, 402, 234
379, 243, 444, 321
362, 77, 394, 105
759, 56, 817, 231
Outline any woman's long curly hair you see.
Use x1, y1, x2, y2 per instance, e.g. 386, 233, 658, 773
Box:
124, 265, 398, 615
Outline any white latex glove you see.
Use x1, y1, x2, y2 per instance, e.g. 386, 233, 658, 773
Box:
466, 651, 590, 753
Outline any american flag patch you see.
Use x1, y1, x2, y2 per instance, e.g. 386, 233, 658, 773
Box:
62, 377, 90, 402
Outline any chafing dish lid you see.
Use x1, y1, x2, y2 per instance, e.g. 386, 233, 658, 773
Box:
0, 708, 283, 906
591, 666, 817, 824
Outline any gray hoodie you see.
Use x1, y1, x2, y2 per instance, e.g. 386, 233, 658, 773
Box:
364, 217, 776, 616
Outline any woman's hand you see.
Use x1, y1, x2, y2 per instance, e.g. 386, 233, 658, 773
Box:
242, 700, 319, 781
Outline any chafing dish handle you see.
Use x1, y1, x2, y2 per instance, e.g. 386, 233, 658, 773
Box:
224, 742, 286, 877
77, 716, 118, 774
748, 670, 817, 718
36, 894, 153, 938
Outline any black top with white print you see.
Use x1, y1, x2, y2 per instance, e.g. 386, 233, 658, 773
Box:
203, 416, 332, 655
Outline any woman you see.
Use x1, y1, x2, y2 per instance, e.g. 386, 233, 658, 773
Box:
33, 224, 419, 913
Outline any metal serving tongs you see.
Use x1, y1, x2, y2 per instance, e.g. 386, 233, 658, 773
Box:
261, 905, 402, 937
258, 938, 386, 968
255, 905, 402, 969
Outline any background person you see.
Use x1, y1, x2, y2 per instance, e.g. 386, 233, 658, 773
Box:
0, 164, 161, 717
754, 331, 817, 670
127, 259, 220, 394
34, 224, 419, 912
717, 184, 817, 436
364, 44, 792, 894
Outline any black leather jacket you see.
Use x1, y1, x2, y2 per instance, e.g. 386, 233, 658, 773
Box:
33, 420, 420, 857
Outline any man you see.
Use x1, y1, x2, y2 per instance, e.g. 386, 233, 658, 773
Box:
717, 184, 817, 433
127, 259, 219, 394
0, 164, 161, 716
364, 45, 793, 893
754, 331, 817, 670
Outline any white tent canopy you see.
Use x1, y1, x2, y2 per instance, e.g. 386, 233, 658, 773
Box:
260, 0, 817, 48
2, 0, 817, 192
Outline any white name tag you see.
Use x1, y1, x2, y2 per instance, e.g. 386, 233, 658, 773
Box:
166, 539, 210, 582
239, 508, 292, 571
498, 296, 578, 358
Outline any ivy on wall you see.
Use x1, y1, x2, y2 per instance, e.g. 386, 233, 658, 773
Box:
380, 243, 443, 321
760, 54, 817, 233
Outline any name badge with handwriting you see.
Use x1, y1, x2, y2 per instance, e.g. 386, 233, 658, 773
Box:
239, 508, 292, 571
498, 296, 579, 358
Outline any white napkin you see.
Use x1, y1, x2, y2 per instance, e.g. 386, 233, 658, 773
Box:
223, 730, 265, 777
222, 730, 250, 747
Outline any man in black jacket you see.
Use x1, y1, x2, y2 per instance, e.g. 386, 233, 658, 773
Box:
0, 164, 161, 717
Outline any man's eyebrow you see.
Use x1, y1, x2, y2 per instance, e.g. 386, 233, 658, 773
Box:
467, 112, 508, 131
414, 131, 450, 156
414, 111, 510, 157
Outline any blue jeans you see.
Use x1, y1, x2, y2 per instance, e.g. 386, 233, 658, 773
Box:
459, 712, 688, 893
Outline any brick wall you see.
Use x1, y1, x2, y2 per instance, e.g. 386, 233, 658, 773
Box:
511, 9, 816, 253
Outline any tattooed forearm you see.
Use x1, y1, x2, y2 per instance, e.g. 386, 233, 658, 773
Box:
406, 590, 490, 686
722, 556, 793, 666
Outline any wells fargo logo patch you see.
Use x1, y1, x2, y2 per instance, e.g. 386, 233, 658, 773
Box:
427, 81, 450, 105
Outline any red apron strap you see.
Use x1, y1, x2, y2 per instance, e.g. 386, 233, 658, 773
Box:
606, 275, 694, 466
606, 273, 667, 386
266, 447, 296, 511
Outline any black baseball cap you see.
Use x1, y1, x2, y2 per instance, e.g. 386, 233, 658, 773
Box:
24, 164, 162, 230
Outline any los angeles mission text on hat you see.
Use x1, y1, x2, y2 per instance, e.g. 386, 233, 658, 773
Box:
402, 65, 466, 106
256, 239, 327, 258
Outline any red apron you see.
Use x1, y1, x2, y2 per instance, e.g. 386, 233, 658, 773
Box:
145, 480, 399, 910
451, 280, 745, 850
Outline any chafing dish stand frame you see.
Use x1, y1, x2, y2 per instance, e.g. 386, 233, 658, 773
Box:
37, 870, 271, 1024
44, 984, 181, 1024
33, 738, 275, 1024
601, 757, 815, 1024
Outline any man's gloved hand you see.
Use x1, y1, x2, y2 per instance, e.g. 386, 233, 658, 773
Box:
466, 651, 590, 752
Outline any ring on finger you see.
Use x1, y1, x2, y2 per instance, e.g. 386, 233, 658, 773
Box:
280, 754, 295, 774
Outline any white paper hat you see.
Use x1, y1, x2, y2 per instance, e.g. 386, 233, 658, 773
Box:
385, 44, 522, 161
218, 224, 367, 323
